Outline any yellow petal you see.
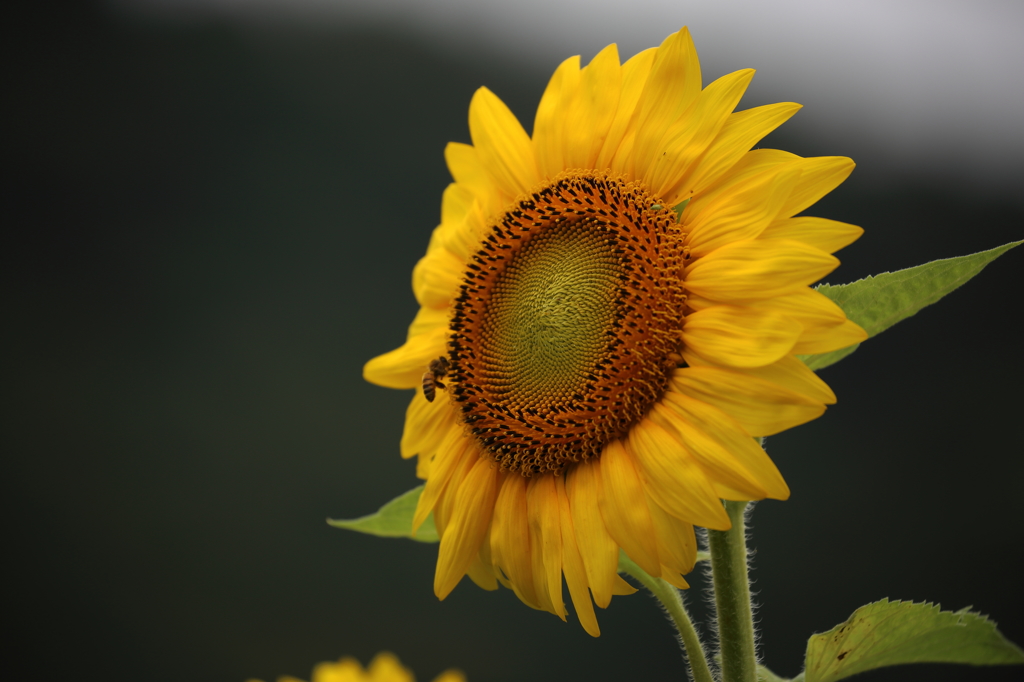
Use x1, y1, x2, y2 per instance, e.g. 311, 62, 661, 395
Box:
556, 475, 600, 636
685, 102, 803, 195
645, 493, 698, 577
431, 672, 467, 682
468, 87, 538, 198
731, 354, 837, 405
671, 365, 825, 437
400, 389, 456, 459
490, 474, 542, 609
527, 474, 566, 618
647, 68, 756, 202
776, 156, 855, 219
760, 216, 864, 254
412, 247, 463, 309
792, 317, 868, 354
432, 183, 482, 261
630, 27, 702, 177
363, 325, 447, 390
565, 44, 622, 170
684, 238, 839, 303
466, 554, 499, 591
655, 392, 789, 500
566, 459, 619, 609
682, 304, 802, 368
532, 56, 581, 179
659, 567, 691, 590
595, 439, 661, 577
406, 305, 448, 341
683, 162, 801, 257
687, 148, 797, 213
626, 418, 731, 530
434, 455, 501, 599
611, 574, 638, 596
444, 141, 498, 216
748, 287, 847, 331
596, 47, 656, 170
365, 652, 413, 682
412, 427, 472, 533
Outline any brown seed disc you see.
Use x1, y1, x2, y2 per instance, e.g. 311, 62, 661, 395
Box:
448, 171, 687, 476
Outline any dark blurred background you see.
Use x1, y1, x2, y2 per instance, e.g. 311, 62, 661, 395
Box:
5, 2, 1022, 681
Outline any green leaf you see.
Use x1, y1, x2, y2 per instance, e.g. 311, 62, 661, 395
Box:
327, 485, 438, 543
801, 240, 1021, 371
803, 599, 1024, 682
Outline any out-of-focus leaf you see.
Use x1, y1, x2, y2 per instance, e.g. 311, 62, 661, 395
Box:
328, 485, 438, 543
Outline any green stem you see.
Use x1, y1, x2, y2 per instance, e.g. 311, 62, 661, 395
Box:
619, 553, 715, 682
707, 500, 758, 682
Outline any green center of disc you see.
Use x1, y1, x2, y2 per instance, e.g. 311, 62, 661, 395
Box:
477, 217, 622, 410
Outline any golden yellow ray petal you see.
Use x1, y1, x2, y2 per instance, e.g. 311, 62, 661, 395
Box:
439, 182, 473, 232
684, 238, 839, 303
671, 365, 825, 437
468, 87, 538, 198
434, 455, 501, 600
415, 451, 436, 480
532, 56, 581, 180
611, 574, 639, 596
527, 474, 566, 618
431, 672, 467, 682
682, 304, 802, 368
626, 418, 731, 530
565, 44, 622, 170
645, 493, 698, 576
596, 47, 656, 170
595, 439, 662, 577
630, 28, 702, 178
443, 141, 499, 217
686, 148, 797, 213
412, 247, 462, 309
490, 474, 543, 610
400, 389, 455, 459
747, 287, 847, 330
684, 102, 803, 196
556, 475, 601, 637
405, 305, 448, 341
776, 156, 855, 220
433, 444, 481, 540
566, 459, 619, 609
412, 427, 473, 533
792, 317, 868, 354
659, 567, 691, 590
656, 392, 790, 500
648, 400, 765, 500
683, 163, 800, 258
733, 354, 837, 405
363, 325, 447, 390
646, 68, 756, 201
430, 184, 482, 261
760, 216, 864, 254
366, 653, 415, 682
466, 554, 499, 591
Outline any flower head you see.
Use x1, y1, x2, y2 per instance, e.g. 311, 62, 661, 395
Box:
364, 27, 866, 636
248, 652, 465, 682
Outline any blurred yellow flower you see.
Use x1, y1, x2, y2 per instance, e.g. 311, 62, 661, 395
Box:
365, 27, 865, 636
247, 651, 465, 682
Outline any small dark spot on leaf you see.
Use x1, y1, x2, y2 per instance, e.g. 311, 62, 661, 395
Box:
838, 651, 850, 661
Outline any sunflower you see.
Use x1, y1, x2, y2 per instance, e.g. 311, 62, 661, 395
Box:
248, 652, 465, 682
363, 27, 866, 636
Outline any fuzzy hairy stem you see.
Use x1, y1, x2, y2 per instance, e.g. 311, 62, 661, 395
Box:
707, 500, 758, 682
619, 553, 715, 682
